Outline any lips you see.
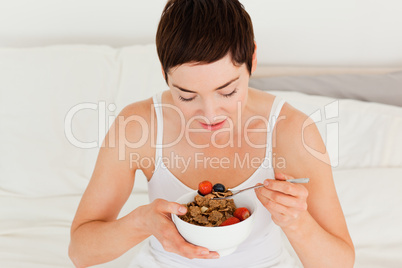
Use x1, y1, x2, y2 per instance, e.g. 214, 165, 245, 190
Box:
199, 119, 227, 131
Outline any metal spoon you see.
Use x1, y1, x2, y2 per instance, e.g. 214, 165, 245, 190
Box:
212, 178, 310, 200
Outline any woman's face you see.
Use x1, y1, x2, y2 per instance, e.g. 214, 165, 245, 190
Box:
166, 54, 252, 132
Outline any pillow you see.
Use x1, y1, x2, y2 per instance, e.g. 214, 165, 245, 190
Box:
269, 90, 402, 169
113, 45, 168, 115
249, 71, 402, 107
0, 44, 163, 197
0, 45, 118, 197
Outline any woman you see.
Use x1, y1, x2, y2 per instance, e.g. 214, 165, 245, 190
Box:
69, 0, 355, 267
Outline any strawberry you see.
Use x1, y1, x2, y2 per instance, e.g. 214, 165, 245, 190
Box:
198, 180, 213, 196
220, 217, 240, 226
234, 207, 250, 221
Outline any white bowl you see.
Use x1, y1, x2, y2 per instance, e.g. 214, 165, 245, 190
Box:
171, 191, 257, 257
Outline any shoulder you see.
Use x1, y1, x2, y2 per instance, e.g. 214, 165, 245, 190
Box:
276, 102, 311, 138
247, 89, 315, 143
107, 97, 157, 165
273, 101, 330, 173
115, 98, 153, 141
278, 102, 324, 149
116, 97, 155, 133
118, 97, 154, 119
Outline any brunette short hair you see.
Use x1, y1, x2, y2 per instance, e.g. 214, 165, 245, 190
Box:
156, 0, 255, 82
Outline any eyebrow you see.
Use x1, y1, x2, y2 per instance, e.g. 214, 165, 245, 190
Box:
172, 77, 240, 93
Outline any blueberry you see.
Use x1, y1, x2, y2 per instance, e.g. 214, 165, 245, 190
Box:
213, 183, 225, 192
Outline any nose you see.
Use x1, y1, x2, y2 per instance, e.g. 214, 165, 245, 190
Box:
202, 99, 219, 124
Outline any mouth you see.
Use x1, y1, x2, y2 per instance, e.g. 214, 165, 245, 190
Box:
199, 119, 227, 131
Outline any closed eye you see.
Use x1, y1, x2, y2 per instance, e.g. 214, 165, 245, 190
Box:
178, 95, 195, 102
222, 88, 238, 98
178, 88, 238, 102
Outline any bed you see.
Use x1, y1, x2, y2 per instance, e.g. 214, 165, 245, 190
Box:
1, 1, 402, 267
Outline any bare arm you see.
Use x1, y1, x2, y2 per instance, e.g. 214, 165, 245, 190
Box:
69, 102, 219, 267
68, 104, 149, 267
256, 104, 355, 267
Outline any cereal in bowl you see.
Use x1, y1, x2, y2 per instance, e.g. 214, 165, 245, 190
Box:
178, 181, 250, 227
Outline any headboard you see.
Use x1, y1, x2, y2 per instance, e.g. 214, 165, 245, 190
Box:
1, 0, 402, 68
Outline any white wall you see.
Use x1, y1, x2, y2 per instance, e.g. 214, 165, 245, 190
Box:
1, 0, 402, 66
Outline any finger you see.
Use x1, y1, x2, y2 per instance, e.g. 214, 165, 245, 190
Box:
162, 230, 219, 259
255, 186, 268, 204
154, 199, 187, 215
258, 186, 305, 210
255, 188, 296, 215
182, 243, 220, 259
264, 179, 306, 198
275, 172, 291, 181
154, 205, 219, 259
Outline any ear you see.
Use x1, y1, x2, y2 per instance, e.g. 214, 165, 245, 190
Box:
251, 41, 257, 74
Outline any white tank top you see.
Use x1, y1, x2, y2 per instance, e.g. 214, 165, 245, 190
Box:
131, 92, 297, 268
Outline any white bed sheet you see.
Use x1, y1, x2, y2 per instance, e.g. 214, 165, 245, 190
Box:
0, 194, 150, 268
2, 168, 401, 267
